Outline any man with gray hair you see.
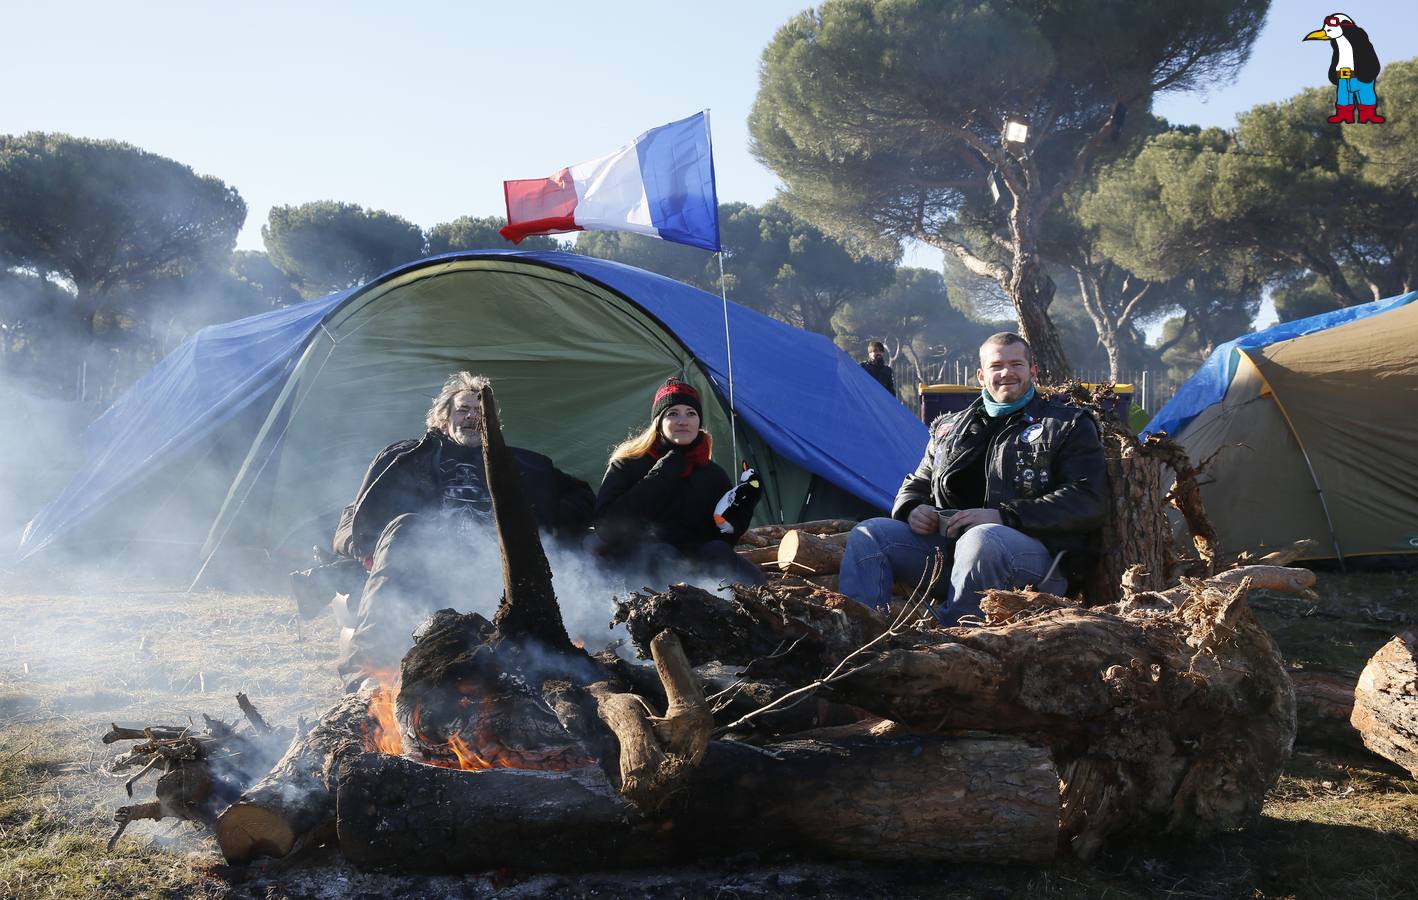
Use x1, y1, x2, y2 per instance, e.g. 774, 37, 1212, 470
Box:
839, 333, 1106, 624
332, 371, 594, 677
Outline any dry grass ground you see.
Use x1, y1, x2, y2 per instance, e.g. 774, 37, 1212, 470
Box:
0, 567, 1414, 899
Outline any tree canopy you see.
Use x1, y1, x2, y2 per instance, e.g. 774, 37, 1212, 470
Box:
0, 133, 246, 334
750, 0, 1269, 378
1080, 59, 1418, 323
426, 216, 559, 256
263, 201, 425, 298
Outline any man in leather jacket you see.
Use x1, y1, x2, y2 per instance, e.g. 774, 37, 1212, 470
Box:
839, 333, 1106, 624
334, 372, 594, 677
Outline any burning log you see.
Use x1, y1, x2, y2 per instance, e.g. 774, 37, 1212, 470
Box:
335, 732, 1059, 872
1351, 631, 1418, 778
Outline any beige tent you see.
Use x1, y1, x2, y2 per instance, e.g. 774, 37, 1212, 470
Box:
1164, 296, 1418, 561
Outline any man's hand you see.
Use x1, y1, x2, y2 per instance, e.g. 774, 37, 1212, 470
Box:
907, 505, 941, 536
945, 508, 1003, 538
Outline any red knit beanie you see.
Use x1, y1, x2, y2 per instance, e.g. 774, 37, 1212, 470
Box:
651, 378, 702, 421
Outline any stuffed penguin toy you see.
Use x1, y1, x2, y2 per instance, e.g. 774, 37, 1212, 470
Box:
713, 464, 762, 536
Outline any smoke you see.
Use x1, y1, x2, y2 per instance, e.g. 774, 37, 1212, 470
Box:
0, 373, 92, 570
353, 515, 741, 668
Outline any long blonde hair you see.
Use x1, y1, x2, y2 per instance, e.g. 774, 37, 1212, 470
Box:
610, 422, 712, 462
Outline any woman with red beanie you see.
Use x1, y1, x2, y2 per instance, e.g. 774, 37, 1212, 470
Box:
592, 377, 764, 585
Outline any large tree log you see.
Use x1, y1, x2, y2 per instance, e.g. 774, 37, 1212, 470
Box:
214, 688, 373, 864
1351, 631, 1418, 778
335, 733, 1059, 872
776, 529, 850, 575
617, 572, 1295, 858
336, 754, 654, 872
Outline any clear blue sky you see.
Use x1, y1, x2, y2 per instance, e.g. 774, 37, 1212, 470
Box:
2, 0, 1412, 276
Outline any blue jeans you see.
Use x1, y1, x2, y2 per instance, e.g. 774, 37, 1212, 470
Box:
838, 517, 1067, 625
1337, 78, 1377, 106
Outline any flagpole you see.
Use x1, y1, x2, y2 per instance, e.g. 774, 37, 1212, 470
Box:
716, 250, 739, 471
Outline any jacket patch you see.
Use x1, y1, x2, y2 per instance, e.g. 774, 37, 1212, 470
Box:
1021, 423, 1044, 443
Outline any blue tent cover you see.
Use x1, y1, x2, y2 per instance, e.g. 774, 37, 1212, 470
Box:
1143, 291, 1418, 439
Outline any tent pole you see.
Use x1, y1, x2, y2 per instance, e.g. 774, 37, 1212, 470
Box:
717, 251, 739, 470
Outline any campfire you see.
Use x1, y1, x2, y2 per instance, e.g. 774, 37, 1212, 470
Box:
104, 384, 1366, 875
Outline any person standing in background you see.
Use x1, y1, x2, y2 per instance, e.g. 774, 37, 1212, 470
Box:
861, 340, 896, 396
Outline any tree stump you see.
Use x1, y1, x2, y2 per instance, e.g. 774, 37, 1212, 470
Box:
1086, 431, 1174, 604
1352, 631, 1418, 778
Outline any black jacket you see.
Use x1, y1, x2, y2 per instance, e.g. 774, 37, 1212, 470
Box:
893, 393, 1107, 569
593, 440, 735, 552
333, 431, 594, 560
861, 359, 896, 395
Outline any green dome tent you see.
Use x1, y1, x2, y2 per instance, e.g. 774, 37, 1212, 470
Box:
1146, 292, 1418, 562
21, 251, 925, 580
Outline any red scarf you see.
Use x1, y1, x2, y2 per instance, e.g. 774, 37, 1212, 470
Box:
647, 432, 712, 478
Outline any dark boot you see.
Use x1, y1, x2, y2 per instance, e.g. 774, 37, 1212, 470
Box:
1327, 104, 1356, 124
1357, 104, 1385, 124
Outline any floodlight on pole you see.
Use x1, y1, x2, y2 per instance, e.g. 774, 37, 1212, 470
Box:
1003, 116, 1029, 145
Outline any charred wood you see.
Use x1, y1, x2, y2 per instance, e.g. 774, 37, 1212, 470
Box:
335, 733, 1058, 872
214, 689, 372, 864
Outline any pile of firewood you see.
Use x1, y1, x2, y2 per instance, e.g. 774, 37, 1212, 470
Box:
103, 694, 295, 851
99, 384, 1418, 875
736, 519, 856, 591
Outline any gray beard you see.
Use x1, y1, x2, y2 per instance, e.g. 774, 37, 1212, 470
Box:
448, 427, 482, 448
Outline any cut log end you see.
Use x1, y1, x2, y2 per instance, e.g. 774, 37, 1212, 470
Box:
215, 805, 296, 863
776, 529, 848, 575
1352, 631, 1418, 778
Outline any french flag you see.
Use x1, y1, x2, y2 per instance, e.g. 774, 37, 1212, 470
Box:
499, 111, 720, 252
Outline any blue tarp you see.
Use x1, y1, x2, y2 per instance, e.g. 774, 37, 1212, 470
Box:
20, 251, 925, 559
1143, 291, 1418, 439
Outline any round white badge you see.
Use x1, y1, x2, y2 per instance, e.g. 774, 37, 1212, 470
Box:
1022, 423, 1044, 443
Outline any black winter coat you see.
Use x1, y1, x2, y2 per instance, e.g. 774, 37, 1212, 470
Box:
593, 440, 734, 552
334, 431, 594, 560
861, 359, 896, 395
893, 393, 1107, 569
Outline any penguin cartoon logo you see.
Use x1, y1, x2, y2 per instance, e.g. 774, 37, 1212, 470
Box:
1304, 13, 1384, 125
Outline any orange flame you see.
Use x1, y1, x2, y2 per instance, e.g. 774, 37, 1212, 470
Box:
447, 733, 494, 771
361, 670, 403, 755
